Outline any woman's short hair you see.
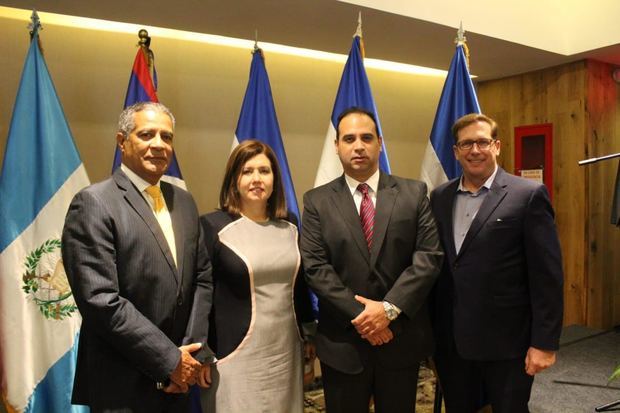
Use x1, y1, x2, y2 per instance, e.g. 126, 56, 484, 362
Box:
219, 139, 288, 219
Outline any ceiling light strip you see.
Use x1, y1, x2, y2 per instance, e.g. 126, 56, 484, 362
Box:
0, 5, 448, 77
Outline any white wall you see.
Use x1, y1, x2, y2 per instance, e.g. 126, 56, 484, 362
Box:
0, 15, 445, 213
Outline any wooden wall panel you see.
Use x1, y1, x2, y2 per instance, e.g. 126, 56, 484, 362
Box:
477, 61, 588, 326
478, 59, 620, 329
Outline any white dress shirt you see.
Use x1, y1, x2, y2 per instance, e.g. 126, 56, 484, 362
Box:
344, 169, 380, 213
121, 164, 177, 267
343, 168, 401, 316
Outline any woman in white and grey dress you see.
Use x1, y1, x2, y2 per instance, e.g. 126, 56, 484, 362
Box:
198, 140, 315, 412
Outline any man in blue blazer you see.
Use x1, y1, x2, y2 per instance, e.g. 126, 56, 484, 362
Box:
430, 113, 564, 412
301, 107, 443, 413
62, 102, 213, 412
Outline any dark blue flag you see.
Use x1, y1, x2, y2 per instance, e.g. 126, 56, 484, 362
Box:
420, 44, 480, 191
234, 49, 300, 222
314, 35, 390, 187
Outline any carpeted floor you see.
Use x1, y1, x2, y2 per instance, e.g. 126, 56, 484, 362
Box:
530, 325, 620, 413
1, 325, 614, 413
304, 325, 620, 413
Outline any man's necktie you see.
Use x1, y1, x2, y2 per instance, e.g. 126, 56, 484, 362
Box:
145, 185, 164, 212
357, 183, 375, 251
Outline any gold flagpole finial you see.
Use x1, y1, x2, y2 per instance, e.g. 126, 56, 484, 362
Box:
455, 21, 466, 45
137, 29, 156, 82
138, 29, 150, 48
254, 29, 259, 53
354, 12, 365, 58
455, 22, 471, 70
354, 11, 363, 38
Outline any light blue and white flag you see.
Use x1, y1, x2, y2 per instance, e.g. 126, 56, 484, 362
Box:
420, 38, 480, 192
0, 13, 89, 413
314, 27, 390, 188
233, 48, 300, 222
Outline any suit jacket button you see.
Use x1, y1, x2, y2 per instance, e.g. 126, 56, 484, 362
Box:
177, 297, 183, 306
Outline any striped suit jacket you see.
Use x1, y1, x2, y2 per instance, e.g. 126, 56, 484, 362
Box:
62, 168, 213, 411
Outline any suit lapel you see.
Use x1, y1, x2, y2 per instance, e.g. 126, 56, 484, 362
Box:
439, 179, 459, 266
162, 182, 184, 282
457, 168, 508, 259
370, 173, 397, 268
330, 176, 370, 263
113, 170, 180, 284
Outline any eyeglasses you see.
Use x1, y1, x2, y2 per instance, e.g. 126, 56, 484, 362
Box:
455, 138, 496, 151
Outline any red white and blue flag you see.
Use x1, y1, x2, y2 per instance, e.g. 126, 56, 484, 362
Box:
112, 47, 185, 189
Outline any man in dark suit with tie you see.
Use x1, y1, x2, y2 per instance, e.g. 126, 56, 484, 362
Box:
430, 113, 564, 412
301, 107, 443, 413
62, 102, 213, 412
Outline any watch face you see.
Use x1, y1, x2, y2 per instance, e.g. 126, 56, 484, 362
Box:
383, 301, 398, 320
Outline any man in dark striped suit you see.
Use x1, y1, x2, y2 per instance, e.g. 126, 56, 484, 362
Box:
62, 102, 213, 413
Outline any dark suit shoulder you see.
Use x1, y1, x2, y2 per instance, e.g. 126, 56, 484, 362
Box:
163, 180, 189, 195
161, 181, 197, 206
200, 210, 238, 234
67, 177, 120, 215
388, 174, 427, 191
498, 169, 545, 192
303, 176, 343, 200
76, 175, 116, 196
431, 177, 459, 197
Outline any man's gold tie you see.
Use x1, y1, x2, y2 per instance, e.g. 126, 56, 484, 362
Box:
145, 185, 164, 212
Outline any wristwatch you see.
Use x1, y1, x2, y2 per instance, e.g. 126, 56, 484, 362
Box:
156, 379, 170, 390
383, 301, 399, 321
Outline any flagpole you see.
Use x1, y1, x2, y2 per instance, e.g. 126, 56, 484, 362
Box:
137, 29, 157, 92
455, 21, 470, 70
419, 23, 480, 193
28, 9, 41, 38
313, 16, 389, 187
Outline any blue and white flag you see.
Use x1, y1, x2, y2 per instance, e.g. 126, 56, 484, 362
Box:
112, 43, 186, 189
314, 35, 390, 187
420, 43, 480, 191
233, 48, 300, 222
0, 15, 89, 413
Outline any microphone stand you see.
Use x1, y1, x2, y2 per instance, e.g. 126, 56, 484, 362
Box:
578, 152, 620, 165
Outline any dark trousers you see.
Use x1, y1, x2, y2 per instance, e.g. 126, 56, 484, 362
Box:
87, 388, 189, 413
321, 360, 420, 413
434, 347, 534, 413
